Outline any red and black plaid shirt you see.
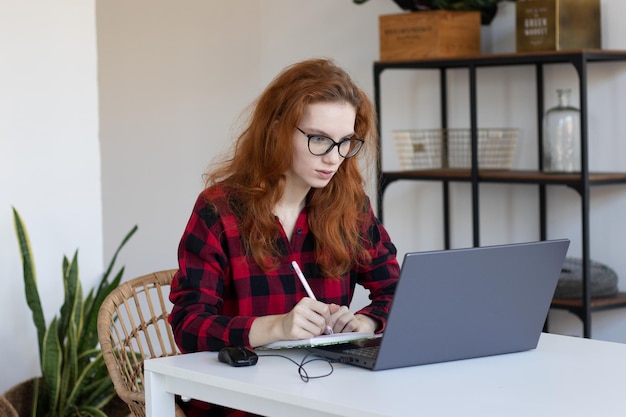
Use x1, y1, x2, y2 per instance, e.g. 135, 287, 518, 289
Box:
169, 185, 399, 417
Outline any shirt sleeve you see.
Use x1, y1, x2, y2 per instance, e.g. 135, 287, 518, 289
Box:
168, 192, 255, 353
352, 203, 400, 332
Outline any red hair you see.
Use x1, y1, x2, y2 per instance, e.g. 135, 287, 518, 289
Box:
205, 58, 378, 277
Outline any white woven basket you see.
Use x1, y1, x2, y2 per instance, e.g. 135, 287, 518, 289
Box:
392, 128, 519, 170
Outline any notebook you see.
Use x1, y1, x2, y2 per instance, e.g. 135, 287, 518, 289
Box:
258, 331, 380, 350
308, 239, 570, 371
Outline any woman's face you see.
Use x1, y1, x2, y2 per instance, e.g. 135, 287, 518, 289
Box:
285, 101, 357, 191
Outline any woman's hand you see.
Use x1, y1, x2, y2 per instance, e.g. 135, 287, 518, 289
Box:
280, 297, 333, 339
328, 304, 379, 333
248, 297, 332, 347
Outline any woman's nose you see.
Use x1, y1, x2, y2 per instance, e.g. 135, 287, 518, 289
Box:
322, 146, 342, 165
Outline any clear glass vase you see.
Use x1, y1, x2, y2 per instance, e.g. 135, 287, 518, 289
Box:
542, 89, 581, 172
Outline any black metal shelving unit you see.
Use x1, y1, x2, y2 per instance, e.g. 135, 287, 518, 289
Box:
374, 49, 626, 339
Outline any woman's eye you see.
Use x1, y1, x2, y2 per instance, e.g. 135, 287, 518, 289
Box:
310, 136, 329, 145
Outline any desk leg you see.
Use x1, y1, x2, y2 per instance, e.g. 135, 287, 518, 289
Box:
144, 369, 176, 417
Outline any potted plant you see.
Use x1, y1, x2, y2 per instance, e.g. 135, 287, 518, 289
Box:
6, 208, 137, 417
354, 0, 516, 25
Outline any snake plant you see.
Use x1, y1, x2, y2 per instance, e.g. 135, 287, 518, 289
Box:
13, 207, 137, 417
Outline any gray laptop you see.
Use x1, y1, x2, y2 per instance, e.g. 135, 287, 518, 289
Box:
309, 239, 570, 371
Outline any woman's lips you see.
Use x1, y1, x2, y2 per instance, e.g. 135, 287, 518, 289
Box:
316, 170, 334, 180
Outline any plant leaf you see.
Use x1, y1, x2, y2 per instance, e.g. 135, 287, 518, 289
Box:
100, 225, 138, 293
72, 407, 108, 417
59, 252, 82, 344
67, 352, 113, 408
12, 208, 46, 355
41, 317, 62, 415
30, 378, 41, 417
80, 225, 137, 352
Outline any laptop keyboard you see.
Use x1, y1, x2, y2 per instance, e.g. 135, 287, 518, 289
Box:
343, 345, 380, 359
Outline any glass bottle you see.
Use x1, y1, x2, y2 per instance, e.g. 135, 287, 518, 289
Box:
542, 89, 581, 172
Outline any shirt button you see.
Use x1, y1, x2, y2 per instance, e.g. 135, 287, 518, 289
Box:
289, 264, 294, 271
296, 228, 302, 234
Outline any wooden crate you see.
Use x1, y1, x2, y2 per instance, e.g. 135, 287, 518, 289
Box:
516, 0, 601, 52
379, 11, 481, 61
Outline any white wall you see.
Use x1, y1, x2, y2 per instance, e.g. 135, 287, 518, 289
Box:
3, 0, 626, 394
0, 0, 102, 393
96, 0, 400, 280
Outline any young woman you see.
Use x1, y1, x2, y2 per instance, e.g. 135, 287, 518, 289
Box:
169, 58, 399, 417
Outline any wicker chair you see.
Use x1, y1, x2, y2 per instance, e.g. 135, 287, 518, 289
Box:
97, 269, 186, 417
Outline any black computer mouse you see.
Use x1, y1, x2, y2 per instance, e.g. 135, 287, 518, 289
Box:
218, 346, 258, 367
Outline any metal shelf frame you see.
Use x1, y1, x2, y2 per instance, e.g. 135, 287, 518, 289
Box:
374, 50, 626, 338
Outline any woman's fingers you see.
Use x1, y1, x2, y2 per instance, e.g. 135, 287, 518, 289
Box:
286, 298, 332, 338
329, 304, 358, 333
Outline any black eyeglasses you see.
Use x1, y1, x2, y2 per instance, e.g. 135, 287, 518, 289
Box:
296, 127, 364, 159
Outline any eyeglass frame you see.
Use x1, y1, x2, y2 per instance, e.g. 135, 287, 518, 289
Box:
295, 127, 364, 159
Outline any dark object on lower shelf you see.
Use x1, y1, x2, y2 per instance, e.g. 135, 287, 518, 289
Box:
554, 258, 618, 299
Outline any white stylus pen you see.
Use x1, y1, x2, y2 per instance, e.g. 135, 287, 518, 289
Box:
291, 260, 334, 335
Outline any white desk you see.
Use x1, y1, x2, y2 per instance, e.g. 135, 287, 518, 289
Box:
144, 333, 626, 417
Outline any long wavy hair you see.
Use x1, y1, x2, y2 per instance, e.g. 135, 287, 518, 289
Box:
205, 58, 378, 277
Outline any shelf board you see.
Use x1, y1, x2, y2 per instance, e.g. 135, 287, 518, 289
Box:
381, 170, 626, 187
551, 292, 626, 312
374, 49, 626, 70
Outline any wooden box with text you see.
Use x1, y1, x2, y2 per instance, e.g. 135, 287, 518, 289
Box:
379, 11, 480, 61
516, 0, 601, 52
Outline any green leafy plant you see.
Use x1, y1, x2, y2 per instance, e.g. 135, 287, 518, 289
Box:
13, 207, 137, 417
354, 0, 516, 25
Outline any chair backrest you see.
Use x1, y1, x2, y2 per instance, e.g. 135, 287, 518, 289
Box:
98, 269, 184, 417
